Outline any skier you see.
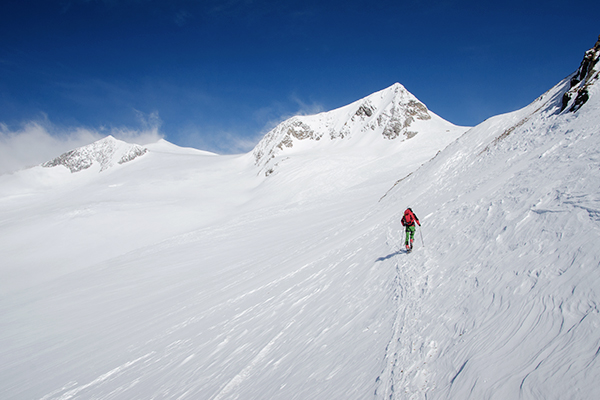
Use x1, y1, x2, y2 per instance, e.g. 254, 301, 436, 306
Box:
401, 207, 421, 252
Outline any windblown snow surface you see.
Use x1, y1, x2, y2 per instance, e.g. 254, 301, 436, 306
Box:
1, 71, 599, 399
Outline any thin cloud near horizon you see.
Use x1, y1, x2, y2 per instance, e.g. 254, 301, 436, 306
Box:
0, 119, 163, 175
0, 96, 325, 175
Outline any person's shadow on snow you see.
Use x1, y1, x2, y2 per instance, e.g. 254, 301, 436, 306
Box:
376, 250, 402, 262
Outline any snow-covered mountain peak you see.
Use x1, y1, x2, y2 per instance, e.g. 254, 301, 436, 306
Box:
42, 135, 148, 173
561, 34, 600, 112
252, 82, 461, 169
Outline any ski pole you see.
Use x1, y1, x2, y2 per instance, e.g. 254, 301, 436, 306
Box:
419, 225, 424, 247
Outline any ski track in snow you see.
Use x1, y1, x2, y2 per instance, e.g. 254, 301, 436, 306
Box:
374, 235, 439, 399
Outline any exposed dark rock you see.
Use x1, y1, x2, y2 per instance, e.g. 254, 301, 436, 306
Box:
276, 135, 294, 150
406, 100, 431, 120
288, 120, 317, 140
119, 146, 148, 164
561, 92, 571, 111
355, 104, 374, 117
380, 99, 429, 140
570, 89, 590, 112
382, 124, 402, 140
561, 35, 600, 112
43, 150, 93, 172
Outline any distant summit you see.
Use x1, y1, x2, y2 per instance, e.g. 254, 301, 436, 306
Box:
252, 83, 455, 167
42, 135, 148, 173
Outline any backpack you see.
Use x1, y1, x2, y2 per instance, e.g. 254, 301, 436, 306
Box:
401, 209, 415, 226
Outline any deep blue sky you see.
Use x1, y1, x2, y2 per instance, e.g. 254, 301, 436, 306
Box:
1, 0, 599, 153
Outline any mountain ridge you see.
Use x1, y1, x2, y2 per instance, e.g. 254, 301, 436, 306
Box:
252, 83, 467, 169
37, 83, 468, 179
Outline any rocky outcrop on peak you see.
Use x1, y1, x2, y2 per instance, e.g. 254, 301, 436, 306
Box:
42, 136, 148, 173
252, 83, 433, 166
381, 99, 430, 140
561, 35, 600, 112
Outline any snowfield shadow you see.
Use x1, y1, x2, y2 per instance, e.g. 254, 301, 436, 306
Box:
376, 250, 402, 262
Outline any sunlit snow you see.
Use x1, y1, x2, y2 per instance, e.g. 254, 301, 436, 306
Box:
1, 63, 599, 400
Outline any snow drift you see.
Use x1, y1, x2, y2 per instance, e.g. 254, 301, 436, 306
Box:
1, 37, 600, 400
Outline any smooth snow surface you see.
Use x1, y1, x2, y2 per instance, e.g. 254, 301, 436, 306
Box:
1, 77, 599, 400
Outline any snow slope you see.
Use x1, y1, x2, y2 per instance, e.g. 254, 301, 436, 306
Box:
0, 82, 465, 400
1, 39, 600, 400
375, 67, 600, 398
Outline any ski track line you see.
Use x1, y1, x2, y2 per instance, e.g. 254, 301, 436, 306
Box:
374, 227, 405, 398
380, 238, 441, 400
375, 234, 428, 399
373, 278, 403, 399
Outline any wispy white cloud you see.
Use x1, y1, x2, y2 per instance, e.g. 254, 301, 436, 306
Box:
253, 94, 325, 135
0, 114, 163, 175
174, 122, 260, 155
211, 130, 262, 154
133, 109, 162, 134
289, 93, 325, 116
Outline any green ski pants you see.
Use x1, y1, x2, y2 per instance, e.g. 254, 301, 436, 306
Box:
405, 225, 416, 245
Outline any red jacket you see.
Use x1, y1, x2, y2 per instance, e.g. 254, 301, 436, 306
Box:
401, 208, 420, 227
